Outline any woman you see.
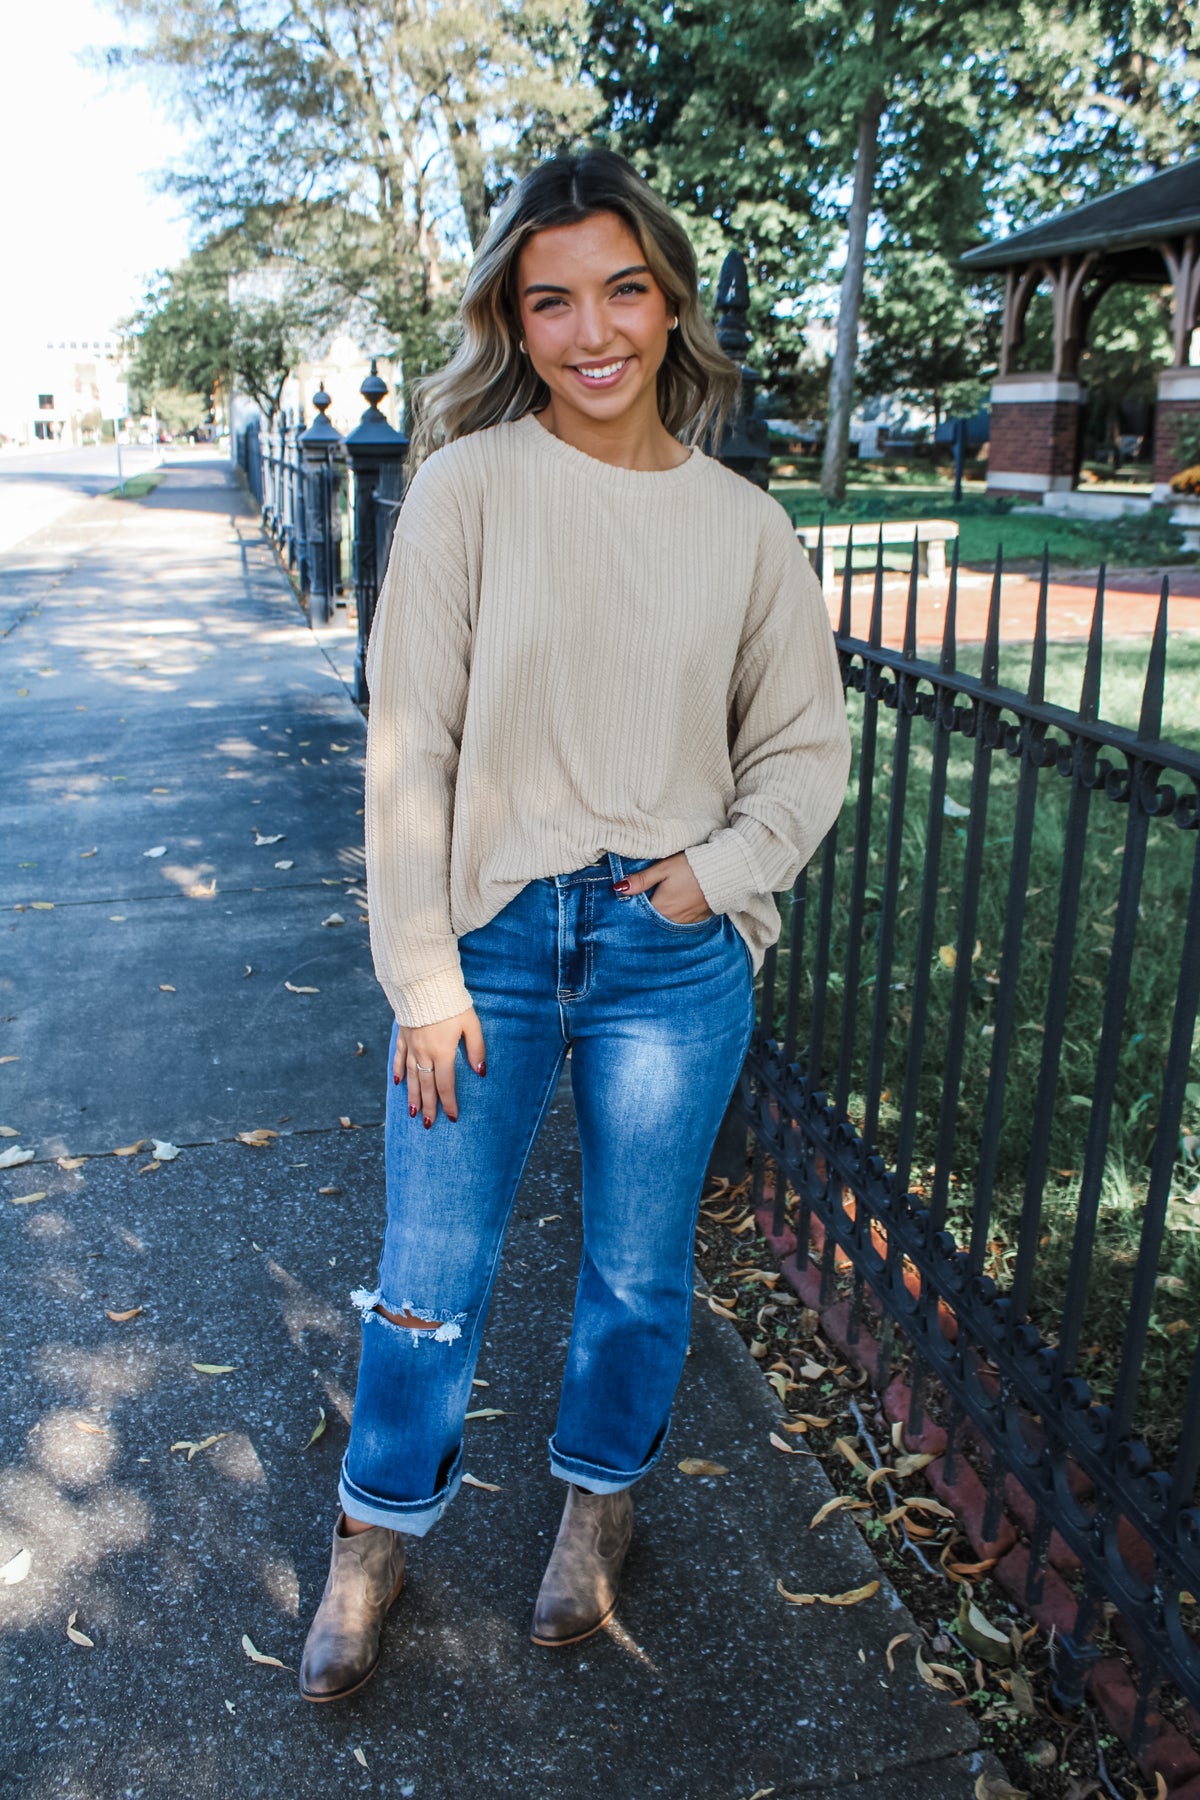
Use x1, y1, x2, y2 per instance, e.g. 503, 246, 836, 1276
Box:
299, 146, 850, 1702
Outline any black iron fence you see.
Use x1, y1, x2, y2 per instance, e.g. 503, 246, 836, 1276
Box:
730, 534, 1200, 1716
237, 367, 406, 701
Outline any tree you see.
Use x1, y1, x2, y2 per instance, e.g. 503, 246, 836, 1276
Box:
859, 252, 998, 430
126, 240, 321, 424
586, 0, 1198, 498
109, 0, 596, 407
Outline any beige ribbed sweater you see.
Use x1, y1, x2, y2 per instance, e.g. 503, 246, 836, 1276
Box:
364, 410, 851, 1028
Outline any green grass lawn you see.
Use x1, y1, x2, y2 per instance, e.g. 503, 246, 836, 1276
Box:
768, 474, 1194, 572
107, 470, 166, 501
766, 636, 1200, 1460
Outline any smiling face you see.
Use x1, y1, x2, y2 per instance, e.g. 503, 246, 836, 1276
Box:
515, 210, 677, 438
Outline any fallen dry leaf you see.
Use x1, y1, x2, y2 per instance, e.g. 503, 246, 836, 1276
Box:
171, 1433, 227, 1461
66, 1611, 94, 1648
794, 1413, 834, 1429
152, 1140, 180, 1161
339, 1115, 353, 1128
321, 913, 345, 928
355, 1042, 366, 1056
79, 847, 98, 857
776, 1419, 809, 1434
9, 1190, 47, 1206
1, 1549, 32, 1585
353, 1748, 368, 1768
776, 1578, 880, 1607
810, 1495, 874, 1529
461, 1473, 501, 1492
677, 1457, 728, 1477
285, 981, 319, 994
144, 846, 167, 859
0, 1056, 20, 1065
974, 1777, 1030, 1800
0, 1146, 34, 1168
137, 1160, 161, 1175
106, 1307, 143, 1323
274, 859, 294, 870
159, 984, 176, 993
57, 1155, 87, 1170
834, 1436, 867, 1471
30, 901, 56, 910
237, 1129, 278, 1147
253, 832, 285, 846
73, 1420, 107, 1436
465, 1408, 513, 1420
770, 1431, 806, 1456
885, 1631, 912, 1671
0, 1126, 17, 1137
957, 1596, 1015, 1666
192, 1363, 236, 1375
112, 1140, 147, 1158
241, 1633, 289, 1669
318, 1185, 341, 1196
304, 1407, 327, 1449
894, 1451, 935, 1478
707, 1296, 738, 1321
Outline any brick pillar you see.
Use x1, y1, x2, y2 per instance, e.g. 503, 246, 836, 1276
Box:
986, 375, 1087, 498
1151, 366, 1200, 501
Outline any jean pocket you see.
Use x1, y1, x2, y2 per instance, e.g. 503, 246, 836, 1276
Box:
636, 891, 721, 933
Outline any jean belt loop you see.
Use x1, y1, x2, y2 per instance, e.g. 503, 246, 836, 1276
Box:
606, 850, 624, 885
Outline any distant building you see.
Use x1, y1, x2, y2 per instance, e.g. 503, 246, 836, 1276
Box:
0, 337, 129, 448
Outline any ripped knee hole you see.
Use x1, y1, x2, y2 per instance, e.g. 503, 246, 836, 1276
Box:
375, 1304, 441, 1331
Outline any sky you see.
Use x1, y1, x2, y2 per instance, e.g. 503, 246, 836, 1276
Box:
1, 0, 193, 352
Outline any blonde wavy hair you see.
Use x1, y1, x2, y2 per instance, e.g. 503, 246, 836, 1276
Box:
406, 146, 742, 475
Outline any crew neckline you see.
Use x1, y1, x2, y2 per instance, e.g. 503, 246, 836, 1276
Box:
515, 409, 705, 485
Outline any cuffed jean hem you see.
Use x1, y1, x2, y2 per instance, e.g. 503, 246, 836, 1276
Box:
337, 1453, 462, 1539
547, 1429, 665, 1495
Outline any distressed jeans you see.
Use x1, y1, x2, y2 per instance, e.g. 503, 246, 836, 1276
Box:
338, 852, 756, 1536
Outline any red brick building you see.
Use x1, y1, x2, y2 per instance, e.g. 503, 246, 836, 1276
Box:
961, 161, 1200, 501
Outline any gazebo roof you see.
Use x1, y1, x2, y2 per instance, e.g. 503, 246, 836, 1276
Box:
961, 159, 1200, 272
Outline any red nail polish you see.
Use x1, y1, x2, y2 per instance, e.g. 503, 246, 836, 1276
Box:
448, 1113, 458, 1124
393, 1073, 400, 1085
613, 879, 630, 893
423, 1115, 432, 1129
409, 1104, 418, 1118
476, 1061, 487, 1076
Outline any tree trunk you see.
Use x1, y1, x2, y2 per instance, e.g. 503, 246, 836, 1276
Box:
820, 88, 885, 504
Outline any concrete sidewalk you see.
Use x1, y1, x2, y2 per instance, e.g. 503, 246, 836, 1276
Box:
0, 456, 993, 1798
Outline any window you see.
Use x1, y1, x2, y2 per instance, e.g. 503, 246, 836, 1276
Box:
38, 394, 54, 410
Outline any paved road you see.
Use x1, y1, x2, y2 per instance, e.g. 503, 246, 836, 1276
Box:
0, 443, 165, 556
0, 458, 997, 1798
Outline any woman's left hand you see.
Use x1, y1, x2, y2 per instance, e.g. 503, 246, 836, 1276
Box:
614, 852, 714, 924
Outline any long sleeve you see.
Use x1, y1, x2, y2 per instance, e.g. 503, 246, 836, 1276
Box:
683, 506, 850, 915
364, 477, 474, 1028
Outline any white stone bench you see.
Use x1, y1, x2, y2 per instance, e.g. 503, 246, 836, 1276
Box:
794, 519, 960, 587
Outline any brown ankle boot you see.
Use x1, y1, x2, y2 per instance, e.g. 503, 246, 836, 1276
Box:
530, 1484, 633, 1647
299, 1513, 406, 1702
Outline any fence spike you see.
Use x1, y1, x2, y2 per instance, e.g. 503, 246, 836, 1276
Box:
1137, 575, 1169, 742
939, 536, 959, 675
838, 524, 854, 638
903, 529, 919, 658
981, 545, 1002, 688
1080, 563, 1105, 722
869, 534, 884, 647
1028, 544, 1049, 704
815, 514, 825, 588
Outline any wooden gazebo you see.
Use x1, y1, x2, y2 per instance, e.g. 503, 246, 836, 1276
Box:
961, 159, 1200, 500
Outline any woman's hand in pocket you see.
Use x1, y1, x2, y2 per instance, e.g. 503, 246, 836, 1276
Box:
393, 1007, 487, 1127
614, 852, 713, 923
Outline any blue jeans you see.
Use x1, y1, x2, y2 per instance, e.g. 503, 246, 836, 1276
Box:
338, 852, 756, 1536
